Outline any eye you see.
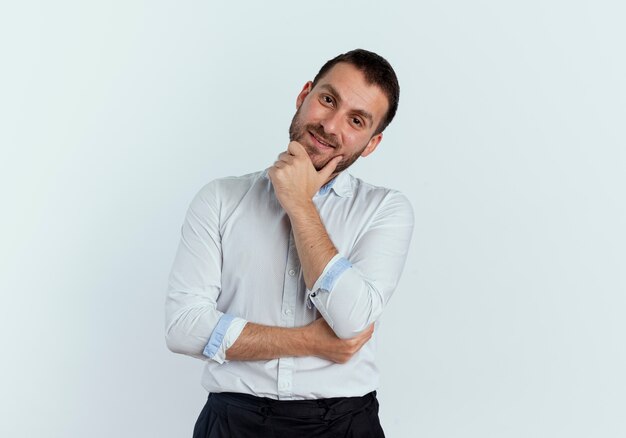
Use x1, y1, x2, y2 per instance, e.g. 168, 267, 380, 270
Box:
351, 117, 364, 128
320, 94, 334, 106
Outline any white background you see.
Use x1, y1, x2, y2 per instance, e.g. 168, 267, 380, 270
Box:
1, 1, 625, 437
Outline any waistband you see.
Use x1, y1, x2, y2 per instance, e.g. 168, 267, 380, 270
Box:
209, 391, 377, 420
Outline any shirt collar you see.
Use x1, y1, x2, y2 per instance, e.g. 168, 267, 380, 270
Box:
317, 170, 353, 198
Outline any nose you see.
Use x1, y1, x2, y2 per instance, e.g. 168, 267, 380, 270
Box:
320, 110, 342, 137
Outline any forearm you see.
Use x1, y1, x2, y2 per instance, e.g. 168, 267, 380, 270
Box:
226, 318, 373, 363
293, 193, 414, 339
225, 322, 311, 361
287, 200, 338, 289
286, 201, 376, 338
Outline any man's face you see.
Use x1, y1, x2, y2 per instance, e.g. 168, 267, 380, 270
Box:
288, 62, 389, 174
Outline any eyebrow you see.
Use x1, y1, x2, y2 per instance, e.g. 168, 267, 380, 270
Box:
318, 84, 374, 126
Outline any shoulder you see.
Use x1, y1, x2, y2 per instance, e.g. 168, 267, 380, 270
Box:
346, 174, 414, 225
350, 174, 412, 206
194, 170, 267, 201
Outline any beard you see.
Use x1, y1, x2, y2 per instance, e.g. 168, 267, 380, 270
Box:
288, 107, 368, 173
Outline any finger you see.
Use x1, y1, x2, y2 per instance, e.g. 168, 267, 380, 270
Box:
362, 326, 374, 340
351, 327, 372, 342
356, 323, 375, 339
273, 161, 286, 169
278, 152, 294, 164
287, 141, 307, 156
367, 323, 375, 335
319, 155, 343, 181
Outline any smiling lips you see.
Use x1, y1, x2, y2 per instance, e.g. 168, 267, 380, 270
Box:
309, 131, 336, 149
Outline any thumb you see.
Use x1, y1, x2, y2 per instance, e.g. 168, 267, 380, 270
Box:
319, 155, 343, 181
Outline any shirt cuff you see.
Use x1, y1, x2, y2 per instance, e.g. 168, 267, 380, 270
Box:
307, 255, 352, 328
311, 254, 352, 293
202, 314, 247, 364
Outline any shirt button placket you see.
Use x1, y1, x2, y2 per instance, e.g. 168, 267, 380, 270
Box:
277, 231, 299, 398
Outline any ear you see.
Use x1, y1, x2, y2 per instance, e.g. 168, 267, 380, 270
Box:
360, 133, 383, 158
296, 81, 313, 109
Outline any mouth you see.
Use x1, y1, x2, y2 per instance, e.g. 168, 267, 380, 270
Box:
309, 131, 335, 150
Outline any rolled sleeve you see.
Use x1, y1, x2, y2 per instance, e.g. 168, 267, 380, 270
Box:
310, 254, 352, 293
203, 314, 248, 364
308, 255, 352, 329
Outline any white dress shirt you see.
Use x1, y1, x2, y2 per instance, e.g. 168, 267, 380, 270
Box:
165, 169, 413, 400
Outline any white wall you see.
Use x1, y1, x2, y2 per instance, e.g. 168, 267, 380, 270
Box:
1, 1, 624, 437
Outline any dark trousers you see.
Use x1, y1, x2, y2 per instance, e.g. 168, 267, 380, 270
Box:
193, 391, 386, 438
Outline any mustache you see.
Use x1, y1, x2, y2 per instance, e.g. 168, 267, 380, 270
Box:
308, 125, 339, 148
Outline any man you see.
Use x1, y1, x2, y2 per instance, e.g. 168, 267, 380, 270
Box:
166, 49, 414, 437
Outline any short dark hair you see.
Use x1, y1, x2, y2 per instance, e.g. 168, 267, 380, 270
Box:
312, 49, 400, 134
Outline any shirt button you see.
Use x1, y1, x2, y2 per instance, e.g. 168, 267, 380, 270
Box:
284, 308, 292, 316
288, 269, 296, 276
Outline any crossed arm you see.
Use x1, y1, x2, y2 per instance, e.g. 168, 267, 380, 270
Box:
166, 141, 412, 364
225, 318, 373, 363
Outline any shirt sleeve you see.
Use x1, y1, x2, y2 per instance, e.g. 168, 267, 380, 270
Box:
165, 181, 248, 361
307, 191, 414, 339
202, 314, 248, 364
